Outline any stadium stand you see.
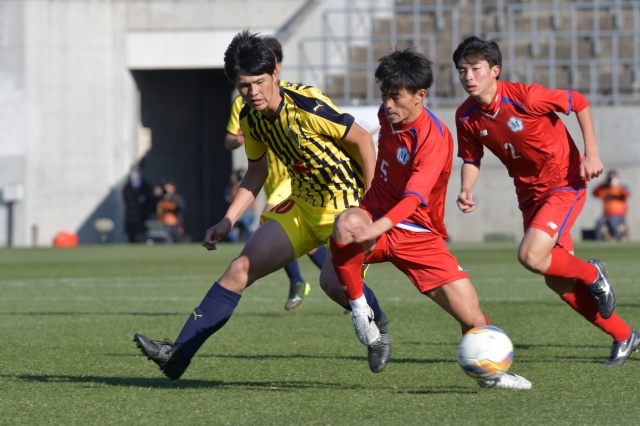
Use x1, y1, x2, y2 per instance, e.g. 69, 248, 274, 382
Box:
296, 0, 640, 107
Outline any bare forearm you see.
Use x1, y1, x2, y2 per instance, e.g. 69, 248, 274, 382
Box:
576, 107, 598, 156
344, 123, 376, 191
461, 162, 480, 192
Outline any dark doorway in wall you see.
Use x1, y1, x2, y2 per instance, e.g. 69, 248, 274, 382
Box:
131, 69, 234, 241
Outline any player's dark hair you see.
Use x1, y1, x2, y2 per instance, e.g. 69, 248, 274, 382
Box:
262, 36, 283, 63
224, 29, 277, 82
452, 36, 502, 79
375, 48, 434, 94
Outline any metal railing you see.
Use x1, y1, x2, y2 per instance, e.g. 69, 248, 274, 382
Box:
296, 0, 640, 106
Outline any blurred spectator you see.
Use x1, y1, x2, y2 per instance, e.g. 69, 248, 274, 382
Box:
122, 166, 154, 242
156, 180, 186, 242
592, 170, 630, 241
223, 169, 256, 243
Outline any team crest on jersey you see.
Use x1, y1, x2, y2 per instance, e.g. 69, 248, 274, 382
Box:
396, 147, 410, 165
507, 116, 524, 132
287, 126, 300, 146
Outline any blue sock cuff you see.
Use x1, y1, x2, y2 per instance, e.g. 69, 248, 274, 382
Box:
362, 283, 383, 322
307, 245, 328, 269
206, 282, 241, 308
284, 260, 304, 283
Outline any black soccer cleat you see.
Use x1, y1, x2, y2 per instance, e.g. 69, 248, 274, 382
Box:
586, 259, 616, 319
133, 333, 189, 380
368, 315, 391, 373
605, 328, 640, 366
284, 281, 309, 311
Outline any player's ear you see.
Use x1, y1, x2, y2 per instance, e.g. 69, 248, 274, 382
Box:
492, 65, 501, 79
416, 88, 427, 103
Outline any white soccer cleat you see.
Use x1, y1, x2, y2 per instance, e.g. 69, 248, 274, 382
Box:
477, 373, 532, 390
351, 306, 380, 347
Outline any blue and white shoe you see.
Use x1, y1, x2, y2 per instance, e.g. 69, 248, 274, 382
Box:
587, 259, 616, 319
605, 327, 640, 366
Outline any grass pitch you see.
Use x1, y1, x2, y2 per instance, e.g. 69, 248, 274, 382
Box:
1, 242, 639, 425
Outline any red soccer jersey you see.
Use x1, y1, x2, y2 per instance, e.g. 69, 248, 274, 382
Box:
361, 105, 453, 238
455, 81, 587, 204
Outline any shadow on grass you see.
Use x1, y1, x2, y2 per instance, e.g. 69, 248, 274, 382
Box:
116, 338, 613, 368
11, 374, 479, 395
12, 374, 363, 390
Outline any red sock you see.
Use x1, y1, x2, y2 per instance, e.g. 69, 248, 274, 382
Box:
561, 283, 631, 342
546, 247, 598, 284
330, 237, 365, 300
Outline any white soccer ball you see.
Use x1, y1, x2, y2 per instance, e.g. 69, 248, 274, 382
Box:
457, 325, 514, 381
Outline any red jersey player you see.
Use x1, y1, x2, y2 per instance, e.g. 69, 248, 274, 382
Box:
327, 48, 531, 389
453, 36, 639, 365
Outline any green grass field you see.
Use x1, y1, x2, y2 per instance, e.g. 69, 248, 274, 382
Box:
1, 242, 639, 425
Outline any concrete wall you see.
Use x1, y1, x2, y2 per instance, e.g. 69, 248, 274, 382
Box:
0, 1, 138, 247
0, 0, 303, 247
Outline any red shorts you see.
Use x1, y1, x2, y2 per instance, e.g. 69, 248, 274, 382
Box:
521, 187, 586, 251
363, 226, 469, 293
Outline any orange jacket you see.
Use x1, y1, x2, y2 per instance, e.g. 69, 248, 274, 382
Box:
593, 185, 630, 216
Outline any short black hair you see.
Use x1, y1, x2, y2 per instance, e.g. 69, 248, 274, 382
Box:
224, 29, 277, 82
452, 36, 502, 78
375, 48, 434, 94
262, 36, 283, 63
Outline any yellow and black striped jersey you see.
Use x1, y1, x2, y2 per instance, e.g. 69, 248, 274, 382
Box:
227, 91, 289, 198
240, 82, 365, 210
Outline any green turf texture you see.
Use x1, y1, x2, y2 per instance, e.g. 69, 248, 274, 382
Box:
1, 242, 639, 425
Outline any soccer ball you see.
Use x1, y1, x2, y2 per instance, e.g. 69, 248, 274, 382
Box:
457, 325, 514, 381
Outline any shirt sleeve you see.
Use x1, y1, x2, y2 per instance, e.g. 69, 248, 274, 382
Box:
241, 113, 268, 162
304, 89, 355, 140
226, 95, 244, 135
384, 194, 422, 226
455, 115, 484, 164
525, 84, 589, 116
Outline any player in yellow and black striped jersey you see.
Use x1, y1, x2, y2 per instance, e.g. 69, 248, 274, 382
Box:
133, 30, 391, 381
240, 81, 366, 211
228, 92, 290, 201
223, 36, 325, 311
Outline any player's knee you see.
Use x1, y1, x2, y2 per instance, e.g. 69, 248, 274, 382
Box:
332, 209, 363, 242
517, 249, 544, 272
222, 256, 251, 284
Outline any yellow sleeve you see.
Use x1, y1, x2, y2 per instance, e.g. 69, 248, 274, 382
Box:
241, 116, 268, 162
226, 95, 244, 135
